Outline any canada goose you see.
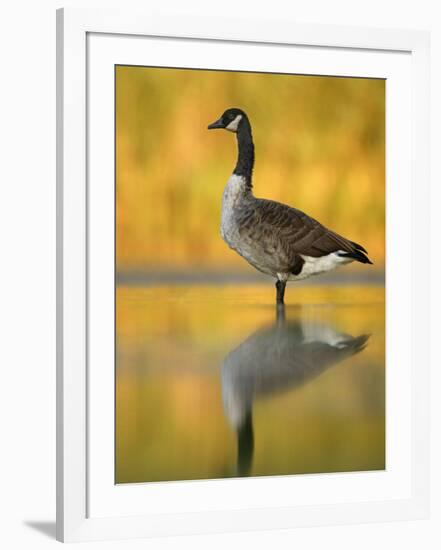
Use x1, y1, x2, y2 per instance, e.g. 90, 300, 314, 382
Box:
208, 108, 373, 304
221, 306, 369, 476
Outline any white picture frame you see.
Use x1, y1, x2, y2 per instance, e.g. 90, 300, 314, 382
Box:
56, 7, 430, 543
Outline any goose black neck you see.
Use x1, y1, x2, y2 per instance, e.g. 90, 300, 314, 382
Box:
233, 118, 254, 188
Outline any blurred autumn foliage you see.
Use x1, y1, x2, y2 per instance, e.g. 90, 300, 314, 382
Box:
116, 66, 385, 272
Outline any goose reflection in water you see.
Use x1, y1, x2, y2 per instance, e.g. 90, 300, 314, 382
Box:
221, 305, 369, 477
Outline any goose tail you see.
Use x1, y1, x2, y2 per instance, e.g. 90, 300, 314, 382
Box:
338, 241, 373, 264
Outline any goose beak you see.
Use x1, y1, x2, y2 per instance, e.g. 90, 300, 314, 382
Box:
207, 118, 224, 130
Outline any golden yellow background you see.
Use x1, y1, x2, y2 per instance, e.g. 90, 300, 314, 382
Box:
116, 67, 385, 272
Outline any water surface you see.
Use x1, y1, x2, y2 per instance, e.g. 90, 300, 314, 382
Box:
116, 285, 385, 483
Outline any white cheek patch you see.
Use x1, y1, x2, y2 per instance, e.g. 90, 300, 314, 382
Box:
226, 114, 242, 132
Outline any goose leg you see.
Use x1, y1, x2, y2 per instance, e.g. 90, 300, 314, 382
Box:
275, 279, 286, 304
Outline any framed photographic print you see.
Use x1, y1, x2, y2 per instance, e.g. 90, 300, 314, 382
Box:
56, 7, 430, 543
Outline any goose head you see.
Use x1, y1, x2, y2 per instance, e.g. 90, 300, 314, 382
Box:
208, 108, 247, 133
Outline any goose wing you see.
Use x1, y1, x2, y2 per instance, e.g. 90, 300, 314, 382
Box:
248, 198, 371, 262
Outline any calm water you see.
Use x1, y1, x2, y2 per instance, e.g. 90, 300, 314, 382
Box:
116, 285, 385, 483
